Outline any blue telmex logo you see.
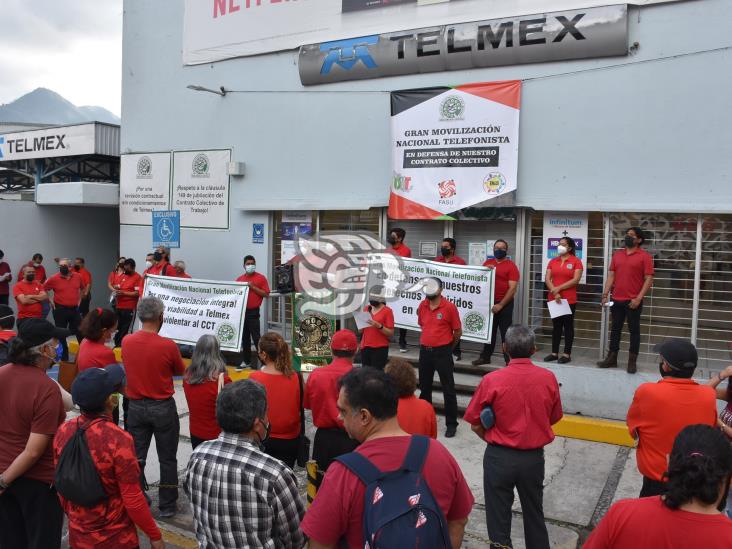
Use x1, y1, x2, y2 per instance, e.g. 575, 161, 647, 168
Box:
320, 36, 379, 75
0, 136, 4, 159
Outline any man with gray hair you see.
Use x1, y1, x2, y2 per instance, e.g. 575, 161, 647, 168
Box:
463, 324, 563, 549
184, 380, 306, 548
122, 296, 185, 518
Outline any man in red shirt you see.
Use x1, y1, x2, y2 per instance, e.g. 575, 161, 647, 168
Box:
434, 237, 466, 265
73, 257, 93, 319
387, 227, 412, 353
598, 226, 655, 373
302, 367, 474, 548
417, 277, 462, 437
464, 324, 563, 549
16, 253, 47, 283
13, 266, 48, 328
0, 250, 11, 306
473, 239, 520, 366
121, 296, 185, 518
626, 339, 717, 497
304, 330, 359, 471
235, 255, 270, 371
54, 364, 163, 549
44, 258, 85, 361
114, 259, 142, 347
173, 260, 191, 278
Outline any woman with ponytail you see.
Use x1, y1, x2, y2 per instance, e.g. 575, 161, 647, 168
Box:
249, 332, 301, 468
77, 307, 118, 372
585, 424, 732, 548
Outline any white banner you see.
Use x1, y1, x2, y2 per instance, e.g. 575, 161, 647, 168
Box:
172, 150, 231, 229
541, 211, 588, 284
183, 0, 680, 64
120, 153, 172, 225
0, 123, 96, 161
391, 257, 494, 343
142, 274, 248, 351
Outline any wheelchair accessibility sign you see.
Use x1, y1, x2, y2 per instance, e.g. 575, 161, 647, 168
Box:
152, 210, 180, 248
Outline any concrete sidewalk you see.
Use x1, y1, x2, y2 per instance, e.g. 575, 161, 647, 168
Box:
116, 381, 643, 549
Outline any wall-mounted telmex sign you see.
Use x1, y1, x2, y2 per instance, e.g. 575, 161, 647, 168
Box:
299, 5, 627, 85
0, 124, 97, 161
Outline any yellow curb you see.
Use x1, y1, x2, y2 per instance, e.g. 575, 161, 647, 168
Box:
157, 526, 198, 549
553, 415, 635, 447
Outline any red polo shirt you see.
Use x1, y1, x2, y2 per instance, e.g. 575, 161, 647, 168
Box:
13, 280, 45, 319
235, 272, 271, 309
435, 255, 467, 265
464, 358, 563, 450
44, 272, 84, 307
360, 305, 394, 349
147, 261, 175, 277
304, 357, 353, 429
417, 297, 461, 347
77, 339, 118, 372
108, 270, 124, 289
121, 331, 185, 400
17, 262, 47, 283
75, 267, 92, 289
176, 272, 192, 279
483, 258, 520, 302
546, 255, 583, 304
388, 243, 412, 258
116, 272, 142, 310
609, 248, 654, 301
396, 396, 437, 439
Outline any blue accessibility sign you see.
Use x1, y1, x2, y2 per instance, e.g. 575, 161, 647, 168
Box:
152, 210, 180, 248
252, 223, 265, 244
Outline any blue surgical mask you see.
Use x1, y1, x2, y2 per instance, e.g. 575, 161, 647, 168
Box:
245, 265, 256, 274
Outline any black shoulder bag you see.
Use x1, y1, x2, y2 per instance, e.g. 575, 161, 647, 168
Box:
54, 418, 108, 507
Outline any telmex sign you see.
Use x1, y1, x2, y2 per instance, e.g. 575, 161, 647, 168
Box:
299, 5, 627, 85
0, 124, 97, 161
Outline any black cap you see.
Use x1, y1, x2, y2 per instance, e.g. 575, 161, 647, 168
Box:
72, 364, 126, 410
17, 319, 70, 347
654, 339, 698, 370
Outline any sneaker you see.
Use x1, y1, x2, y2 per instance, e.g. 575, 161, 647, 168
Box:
236, 362, 250, 372
471, 356, 490, 366
445, 426, 457, 438
159, 507, 176, 519
544, 354, 558, 362
399, 345, 408, 353
557, 355, 571, 364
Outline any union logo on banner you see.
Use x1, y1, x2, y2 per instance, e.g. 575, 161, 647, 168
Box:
438, 180, 456, 199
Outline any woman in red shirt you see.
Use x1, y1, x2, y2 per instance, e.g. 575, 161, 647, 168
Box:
385, 358, 437, 438
183, 334, 231, 449
107, 257, 126, 305
358, 293, 394, 370
250, 332, 301, 468
544, 236, 583, 364
78, 308, 118, 372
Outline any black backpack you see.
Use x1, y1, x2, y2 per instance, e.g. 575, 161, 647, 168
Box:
54, 418, 108, 507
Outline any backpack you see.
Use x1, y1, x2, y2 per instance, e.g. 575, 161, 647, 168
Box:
336, 435, 452, 549
54, 418, 108, 507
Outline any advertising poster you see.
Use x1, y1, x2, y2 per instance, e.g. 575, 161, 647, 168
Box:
120, 153, 171, 225
142, 275, 248, 351
388, 81, 521, 220
542, 212, 589, 284
172, 149, 231, 229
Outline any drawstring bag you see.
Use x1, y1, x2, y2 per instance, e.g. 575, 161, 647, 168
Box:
54, 418, 108, 507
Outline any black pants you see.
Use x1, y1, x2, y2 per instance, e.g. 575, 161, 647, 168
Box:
399, 327, 408, 347
0, 294, 8, 306
551, 304, 577, 355
609, 300, 643, 354
0, 476, 64, 549
418, 344, 457, 428
127, 398, 180, 512
640, 476, 666, 498
361, 346, 389, 370
115, 308, 135, 347
481, 301, 514, 364
264, 436, 300, 469
312, 428, 358, 472
483, 444, 549, 549
53, 305, 81, 361
79, 293, 91, 319
241, 308, 261, 364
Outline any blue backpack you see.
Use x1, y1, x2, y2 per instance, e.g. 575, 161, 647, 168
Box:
336, 435, 452, 549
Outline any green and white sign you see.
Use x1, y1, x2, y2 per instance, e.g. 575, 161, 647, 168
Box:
142, 274, 248, 351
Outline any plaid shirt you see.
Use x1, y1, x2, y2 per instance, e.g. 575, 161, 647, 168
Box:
184, 432, 306, 548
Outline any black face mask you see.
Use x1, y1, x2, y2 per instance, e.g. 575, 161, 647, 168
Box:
59, 266, 70, 276
624, 235, 636, 248
494, 249, 507, 260
387, 236, 397, 245
73, 265, 81, 271
153, 252, 163, 262
25, 273, 35, 282
124, 269, 133, 275
440, 247, 451, 257
368, 300, 381, 308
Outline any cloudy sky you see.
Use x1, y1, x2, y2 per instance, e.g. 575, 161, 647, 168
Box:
0, 0, 122, 115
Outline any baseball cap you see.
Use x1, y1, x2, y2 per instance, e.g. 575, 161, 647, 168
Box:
72, 364, 126, 410
653, 339, 698, 371
17, 318, 70, 347
331, 329, 358, 352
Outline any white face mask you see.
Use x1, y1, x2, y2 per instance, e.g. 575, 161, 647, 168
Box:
557, 245, 568, 255
33, 262, 41, 267
245, 265, 256, 274
145, 261, 153, 269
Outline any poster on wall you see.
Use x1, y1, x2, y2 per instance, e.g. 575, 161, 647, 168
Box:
542, 212, 589, 284
142, 275, 248, 351
172, 149, 231, 229
120, 153, 171, 226
388, 80, 521, 220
